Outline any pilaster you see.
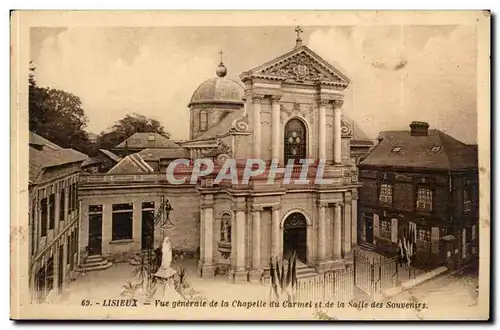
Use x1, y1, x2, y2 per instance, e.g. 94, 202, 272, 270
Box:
252, 94, 264, 159
271, 95, 282, 164
333, 99, 344, 165
318, 100, 329, 162
333, 202, 343, 260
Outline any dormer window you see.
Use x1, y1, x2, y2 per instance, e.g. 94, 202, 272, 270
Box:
148, 135, 156, 141
392, 146, 402, 152
431, 146, 441, 152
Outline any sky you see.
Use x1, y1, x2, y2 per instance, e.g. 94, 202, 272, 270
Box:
30, 25, 477, 143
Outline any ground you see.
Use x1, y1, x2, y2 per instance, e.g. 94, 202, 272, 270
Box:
45, 255, 483, 320
49, 258, 270, 305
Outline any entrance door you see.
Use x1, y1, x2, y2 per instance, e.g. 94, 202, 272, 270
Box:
365, 214, 374, 244
141, 210, 155, 251
283, 212, 307, 263
88, 214, 102, 255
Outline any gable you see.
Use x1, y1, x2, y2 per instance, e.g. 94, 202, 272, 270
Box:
108, 153, 154, 174
241, 45, 349, 88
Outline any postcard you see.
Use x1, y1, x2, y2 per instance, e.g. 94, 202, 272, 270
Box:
10, 10, 490, 320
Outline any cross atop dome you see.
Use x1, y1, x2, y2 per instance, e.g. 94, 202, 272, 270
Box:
219, 49, 224, 64
216, 49, 227, 78
295, 26, 303, 48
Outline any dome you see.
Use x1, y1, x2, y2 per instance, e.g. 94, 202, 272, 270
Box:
189, 63, 244, 107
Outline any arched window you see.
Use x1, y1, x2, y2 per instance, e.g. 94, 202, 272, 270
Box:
284, 118, 306, 164
199, 110, 208, 132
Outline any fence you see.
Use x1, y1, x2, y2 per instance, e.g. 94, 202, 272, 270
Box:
353, 249, 408, 296
295, 267, 354, 302
261, 250, 417, 303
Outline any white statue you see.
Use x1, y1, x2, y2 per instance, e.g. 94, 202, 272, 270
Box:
155, 236, 176, 279
161, 236, 172, 269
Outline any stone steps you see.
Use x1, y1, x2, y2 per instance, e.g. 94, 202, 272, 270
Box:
76, 255, 113, 272
358, 242, 375, 251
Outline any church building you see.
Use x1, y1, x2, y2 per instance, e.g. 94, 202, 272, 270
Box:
78, 27, 371, 282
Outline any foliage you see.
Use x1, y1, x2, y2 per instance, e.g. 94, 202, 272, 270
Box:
96, 113, 171, 150
398, 227, 417, 268
313, 310, 338, 320
144, 279, 158, 302
120, 280, 141, 298
269, 252, 297, 301
29, 62, 96, 155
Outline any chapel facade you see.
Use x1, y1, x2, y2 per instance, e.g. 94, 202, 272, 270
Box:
77, 28, 367, 283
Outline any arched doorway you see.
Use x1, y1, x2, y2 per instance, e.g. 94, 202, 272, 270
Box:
284, 118, 306, 164
283, 212, 307, 263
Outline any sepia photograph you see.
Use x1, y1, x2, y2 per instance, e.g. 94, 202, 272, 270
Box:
10, 10, 490, 320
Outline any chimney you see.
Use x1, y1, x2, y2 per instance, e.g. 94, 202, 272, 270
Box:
409, 121, 429, 136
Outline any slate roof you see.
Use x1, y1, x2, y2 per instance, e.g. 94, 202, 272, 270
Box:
82, 157, 103, 167
359, 129, 478, 171
114, 132, 180, 149
343, 114, 372, 143
108, 153, 155, 174
29, 132, 88, 183
138, 148, 189, 161
98, 149, 122, 162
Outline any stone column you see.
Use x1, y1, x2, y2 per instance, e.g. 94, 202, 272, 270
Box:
343, 201, 352, 256
250, 208, 262, 281
33, 198, 39, 256
318, 100, 328, 161
333, 100, 344, 165
271, 95, 282, 164
316, 202, 327, 271
271, 205, 281, 260
197, 204, 205, 277
54, 190, 61, 233
200, 195, 215, 278
63, 186, 69, 222
352, 190, 358, 246
53, 245, 60, 293
252, 95, 263, 159
333, 202, 343, 260
233, 198, 247, 283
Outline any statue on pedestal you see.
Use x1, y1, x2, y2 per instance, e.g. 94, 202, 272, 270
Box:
154, 237, 181, 299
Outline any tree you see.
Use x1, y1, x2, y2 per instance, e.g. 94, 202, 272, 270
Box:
29, 62, 94, 155
96, 113, 170, 150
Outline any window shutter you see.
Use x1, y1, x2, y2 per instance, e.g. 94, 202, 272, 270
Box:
472, 225, 477, 254
373, 214, 380, 239
462, 228, 467, 259
431, 227, 440, 254
391, 218, 398, 243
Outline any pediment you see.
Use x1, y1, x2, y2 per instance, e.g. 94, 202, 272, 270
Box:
241, 46, 349, 89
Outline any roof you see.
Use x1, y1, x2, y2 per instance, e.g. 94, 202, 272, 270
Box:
359, 129, 478, 171
194, 108, 244, 140
29, 132, 88, 183
138, 148, 189, 161
343, 114, 372, 143
108, 153, 155, 174
98, 149, 122, 162
189, 76, 244, 107
114, 132, 180, 149
82, 157, 103, 167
